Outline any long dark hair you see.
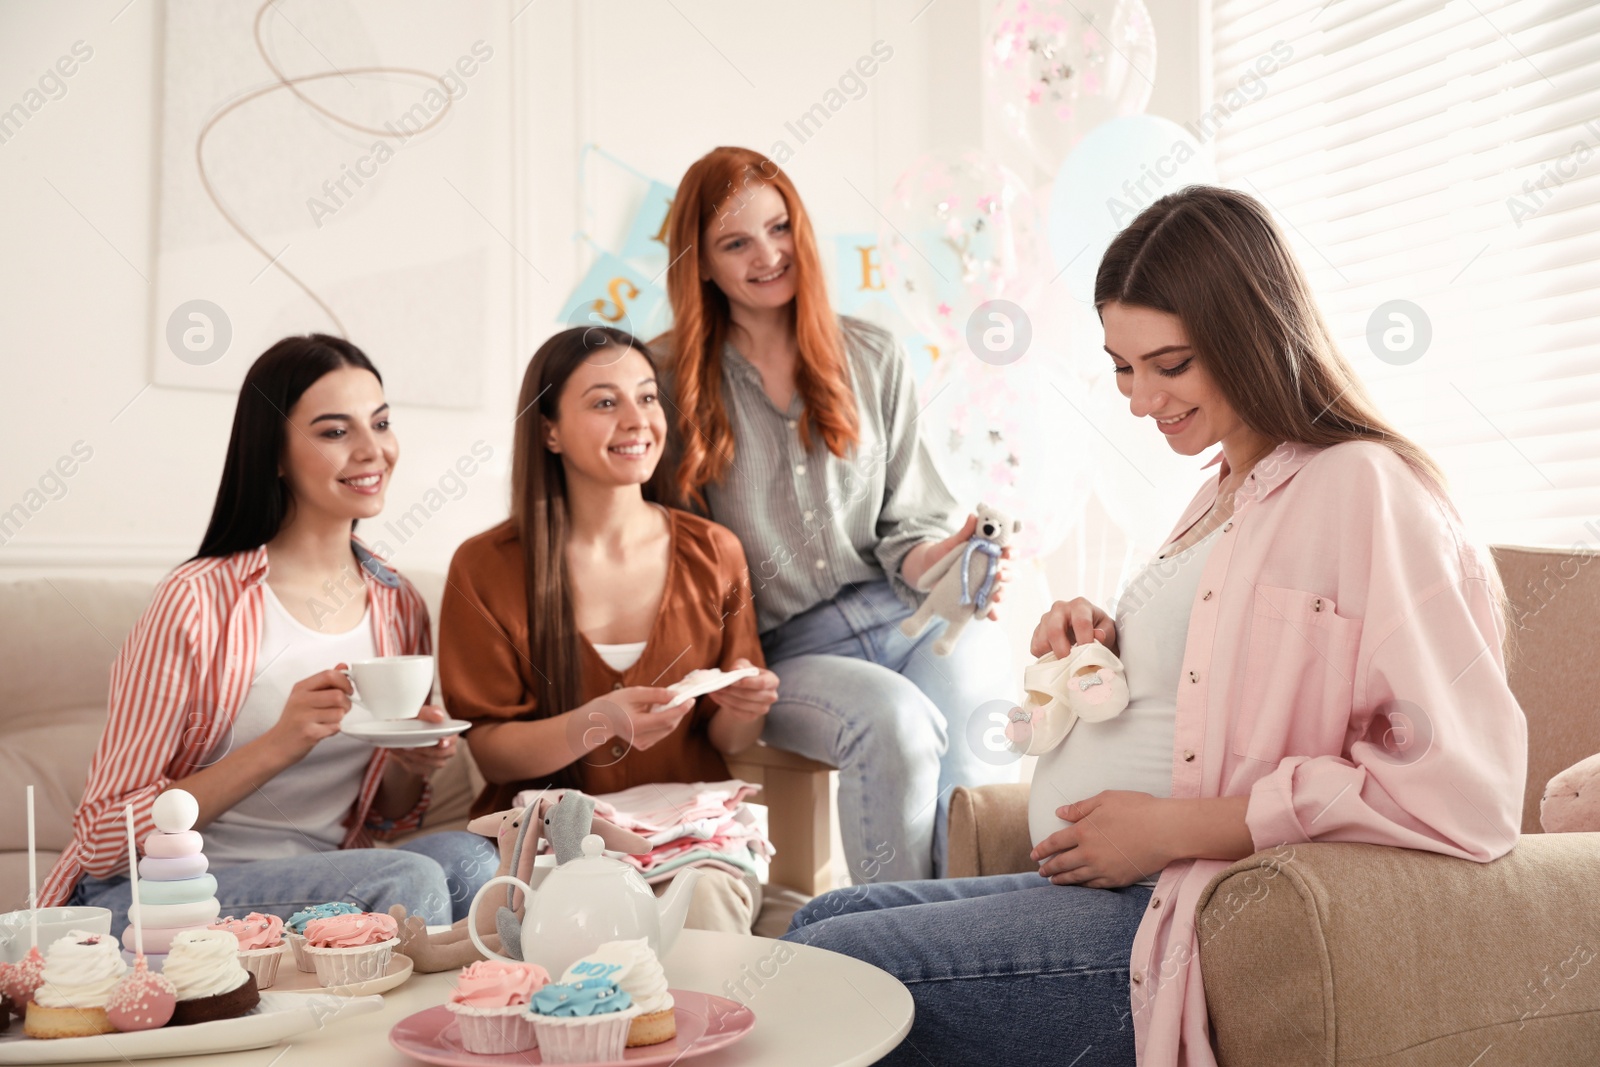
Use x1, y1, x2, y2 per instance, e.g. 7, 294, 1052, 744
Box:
195, 334, 382, 559
1096, 185, 1445, 493
1096, 184, 1511, 650
511, 326, 666, 786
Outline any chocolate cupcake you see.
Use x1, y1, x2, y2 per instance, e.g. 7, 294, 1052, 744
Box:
163, 929, 260, 1026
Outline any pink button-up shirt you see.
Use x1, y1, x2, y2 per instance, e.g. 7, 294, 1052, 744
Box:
1130, 440, 1528, 1066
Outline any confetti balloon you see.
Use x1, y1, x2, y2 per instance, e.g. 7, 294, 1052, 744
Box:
879, 152, 1044, 351
918, 347, 1093, 560
984, 0, 1158, 171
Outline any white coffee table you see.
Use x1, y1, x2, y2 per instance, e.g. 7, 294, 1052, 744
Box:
75, 930, 914, 1067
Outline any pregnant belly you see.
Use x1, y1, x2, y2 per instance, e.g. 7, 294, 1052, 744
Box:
1026, 706, 1177, 848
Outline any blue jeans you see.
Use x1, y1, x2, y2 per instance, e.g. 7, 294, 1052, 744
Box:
783, 873, 1152, 1067
759, 579, 1017, 882
69, 831, 499, 939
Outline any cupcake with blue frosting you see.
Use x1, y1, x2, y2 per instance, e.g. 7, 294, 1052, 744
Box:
524, 977, 641, 1063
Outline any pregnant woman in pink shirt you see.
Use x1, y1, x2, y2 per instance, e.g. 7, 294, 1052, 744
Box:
782, 186, 1528, 1067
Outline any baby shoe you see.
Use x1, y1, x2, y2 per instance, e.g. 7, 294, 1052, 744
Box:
1004, 698, 1072, 756
1003, 651, 1080, 756
1059, 639, 1130, 723
1003, 640, 1131, 756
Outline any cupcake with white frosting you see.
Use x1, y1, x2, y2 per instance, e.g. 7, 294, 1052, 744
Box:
23, 931, 128, 1039
163, 928, 259, 1026
561, 938, 676, 1048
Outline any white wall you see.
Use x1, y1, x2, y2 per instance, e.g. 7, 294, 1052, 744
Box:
0, 0, 1203, 625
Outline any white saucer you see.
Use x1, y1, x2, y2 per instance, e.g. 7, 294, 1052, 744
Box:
340, 717, 471, 748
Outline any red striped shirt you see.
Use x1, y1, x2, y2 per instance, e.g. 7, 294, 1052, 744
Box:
39, 541, 434, 907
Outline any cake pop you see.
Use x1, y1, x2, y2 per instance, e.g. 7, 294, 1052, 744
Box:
109, 804, 176, 1031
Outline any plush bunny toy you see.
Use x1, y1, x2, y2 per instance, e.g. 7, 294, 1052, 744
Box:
1541, 752, 1600, 832
900, 502, 1020, 656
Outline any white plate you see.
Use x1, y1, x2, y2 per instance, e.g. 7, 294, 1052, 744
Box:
0, 991, 382, 1063
340, 717, 471, 748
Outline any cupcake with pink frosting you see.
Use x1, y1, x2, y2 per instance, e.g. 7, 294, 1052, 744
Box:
302, 912, 399, 988
208, 913, 285, 989
446, 959, 552, 1054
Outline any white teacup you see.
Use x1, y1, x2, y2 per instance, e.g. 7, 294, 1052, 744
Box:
344, 655, 435, 721
0, 906, 113, 964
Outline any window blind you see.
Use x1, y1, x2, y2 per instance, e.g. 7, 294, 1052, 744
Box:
1209, 0, 1600, 548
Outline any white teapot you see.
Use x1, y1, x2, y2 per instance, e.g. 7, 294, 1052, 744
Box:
467, 833, 701, 978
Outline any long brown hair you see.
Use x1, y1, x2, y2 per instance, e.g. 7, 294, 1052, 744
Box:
661, 146, 859, 507
510, 326, 666, 786
1097, 184, 1513, 653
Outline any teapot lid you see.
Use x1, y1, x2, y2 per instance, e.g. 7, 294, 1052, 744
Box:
560, 833, 628, 875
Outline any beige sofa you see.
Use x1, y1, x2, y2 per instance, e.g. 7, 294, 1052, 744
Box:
947, 545, 1600, 1061
0, 570, 834, 917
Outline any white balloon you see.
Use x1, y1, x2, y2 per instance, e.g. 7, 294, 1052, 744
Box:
152, 788, 200, 834
1047, 115, 1217, 304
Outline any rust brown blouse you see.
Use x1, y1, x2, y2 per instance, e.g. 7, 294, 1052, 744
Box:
439, 506, 764, 817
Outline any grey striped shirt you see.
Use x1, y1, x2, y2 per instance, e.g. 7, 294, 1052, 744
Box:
656, 316, 960, 635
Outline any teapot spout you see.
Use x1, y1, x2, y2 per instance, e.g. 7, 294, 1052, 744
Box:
654, 866, 703, 958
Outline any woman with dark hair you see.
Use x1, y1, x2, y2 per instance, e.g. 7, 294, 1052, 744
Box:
40, 334, 498, 931
438, 326, 778, 933
653, 146, 1019, 885
779, 186, 1527, 1067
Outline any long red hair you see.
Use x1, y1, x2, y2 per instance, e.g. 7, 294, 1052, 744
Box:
661, 146, 859, 507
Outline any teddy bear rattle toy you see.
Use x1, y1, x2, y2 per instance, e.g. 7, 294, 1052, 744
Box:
899, 503, 1019, 656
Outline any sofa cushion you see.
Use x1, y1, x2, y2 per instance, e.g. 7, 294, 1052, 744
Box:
0, 852, 62, 912
0, 579, 155, 858
0, 570, 478, 910
0, 719, 107, 856
0, 579, 153, 726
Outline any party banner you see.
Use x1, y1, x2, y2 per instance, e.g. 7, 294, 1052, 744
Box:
618, 180, 677, 272
833, 232, 890, 316
557, 250, 668, 341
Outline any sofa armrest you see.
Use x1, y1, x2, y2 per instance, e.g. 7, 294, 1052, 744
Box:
947, 783, 1033, 879
1196, 833, 1600, 1065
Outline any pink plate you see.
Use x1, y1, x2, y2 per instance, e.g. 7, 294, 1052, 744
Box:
388, 990, 755, 1066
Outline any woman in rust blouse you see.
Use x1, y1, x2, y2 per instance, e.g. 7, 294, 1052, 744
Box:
438, 326, 778, 932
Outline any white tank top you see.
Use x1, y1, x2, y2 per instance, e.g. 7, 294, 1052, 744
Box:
592, 640, 647, 672
1028, 524, 1223, 886
201, 586, 379, 865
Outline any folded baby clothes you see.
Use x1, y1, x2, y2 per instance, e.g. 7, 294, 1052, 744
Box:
1004, 639, 1131, 756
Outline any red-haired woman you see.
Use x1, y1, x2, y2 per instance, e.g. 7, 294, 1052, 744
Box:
652, 146, 1018, 883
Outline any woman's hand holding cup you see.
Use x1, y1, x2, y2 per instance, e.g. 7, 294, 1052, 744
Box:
268, 666, 355, 759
